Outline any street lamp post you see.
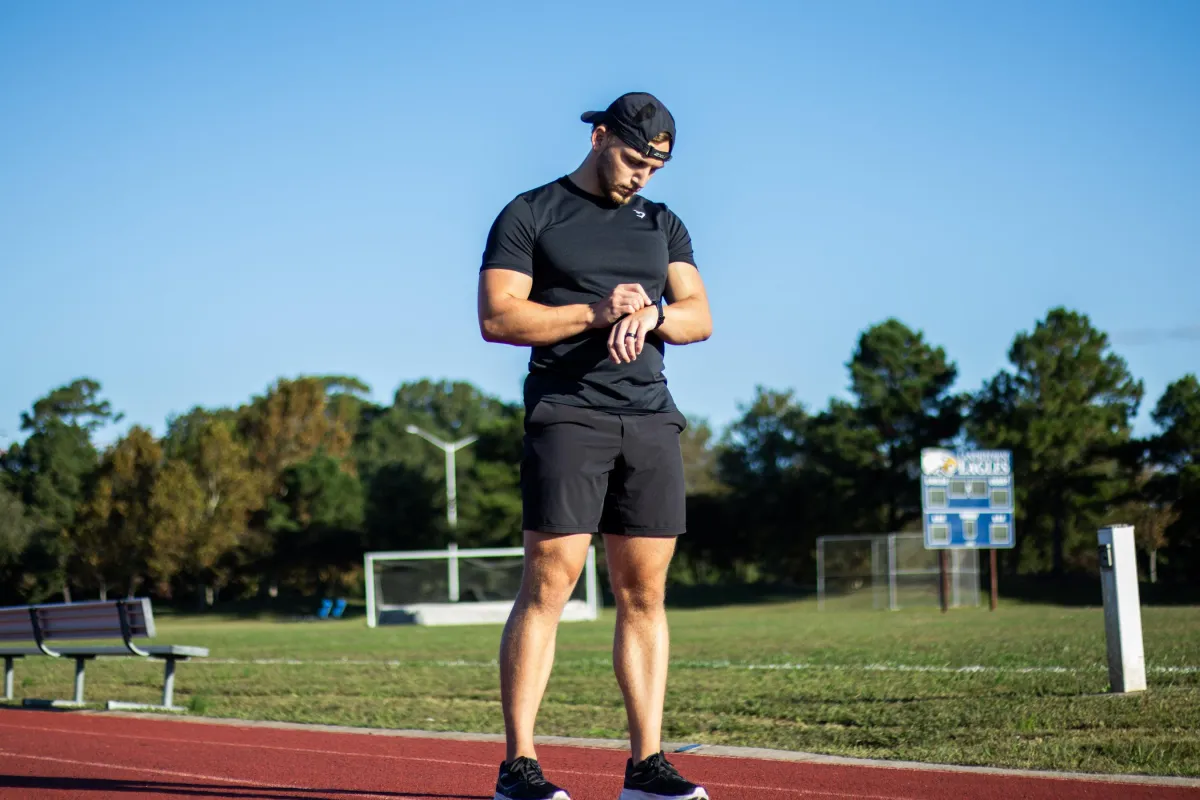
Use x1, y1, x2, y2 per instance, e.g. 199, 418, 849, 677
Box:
405, 424, 478, 530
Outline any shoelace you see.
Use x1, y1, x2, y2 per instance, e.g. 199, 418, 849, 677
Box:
640, 752, 684, 780
507, 757, 549, 786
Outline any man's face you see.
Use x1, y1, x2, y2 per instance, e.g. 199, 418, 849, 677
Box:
594, 127, 669, 205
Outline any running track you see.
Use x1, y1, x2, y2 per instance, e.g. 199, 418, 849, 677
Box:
1, 708, 1197, 799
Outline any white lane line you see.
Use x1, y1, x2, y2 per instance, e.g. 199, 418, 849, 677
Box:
192, 657, 1200, 675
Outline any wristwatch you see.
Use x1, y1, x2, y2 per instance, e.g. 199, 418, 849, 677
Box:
655, 298, 666, 329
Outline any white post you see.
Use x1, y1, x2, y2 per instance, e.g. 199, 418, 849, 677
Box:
448, 542, 460, 602
816, 537, 825, 611
405, 426, 477, 535
364, 553, 377, 628
1098, 525, 1146, 693
870, 537, 883, 610
584, 545, 599, 619
445, 447, 458, 530
887, 534, 898, 611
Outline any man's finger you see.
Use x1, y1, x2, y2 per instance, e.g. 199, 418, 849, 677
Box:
636, 285, 653, 306
622, 324, 639, 362
609, 321, 625, 363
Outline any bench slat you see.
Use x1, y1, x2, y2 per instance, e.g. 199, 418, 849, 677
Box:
0, 598, 156, 644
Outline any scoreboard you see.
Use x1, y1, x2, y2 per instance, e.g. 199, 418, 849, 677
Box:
920, 448, 1016, 549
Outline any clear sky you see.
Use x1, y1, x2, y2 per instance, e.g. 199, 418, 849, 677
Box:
2, 0, 1197, 448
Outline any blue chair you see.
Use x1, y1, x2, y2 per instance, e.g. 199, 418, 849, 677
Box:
316, 599, 333, 619
331, 598, 347, 619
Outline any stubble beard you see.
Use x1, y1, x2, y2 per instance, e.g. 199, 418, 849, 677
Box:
597, 155, 636, 206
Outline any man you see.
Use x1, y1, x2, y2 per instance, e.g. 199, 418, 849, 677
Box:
477, 91, 713, 800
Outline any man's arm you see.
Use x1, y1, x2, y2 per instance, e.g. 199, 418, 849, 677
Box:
657, 261, 712, 345
478, 269, 654, 347
606, 262, 712, 363
478, 269, 594, 346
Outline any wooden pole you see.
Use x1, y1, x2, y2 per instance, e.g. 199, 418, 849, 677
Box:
939, 550, 949, 613
990, 549, 999, 611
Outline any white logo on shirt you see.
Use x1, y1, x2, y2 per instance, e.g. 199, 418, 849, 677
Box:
634, 209, 645, 218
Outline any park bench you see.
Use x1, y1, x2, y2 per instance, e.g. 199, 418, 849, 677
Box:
0, 597, 208, 711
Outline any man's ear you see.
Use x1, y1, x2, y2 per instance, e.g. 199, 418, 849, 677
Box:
590, 124, 608, 153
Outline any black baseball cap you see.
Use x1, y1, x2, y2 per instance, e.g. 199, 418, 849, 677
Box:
580, 92, 676, 162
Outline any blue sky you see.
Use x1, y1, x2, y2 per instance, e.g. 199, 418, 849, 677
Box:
2, 0, 1197, 448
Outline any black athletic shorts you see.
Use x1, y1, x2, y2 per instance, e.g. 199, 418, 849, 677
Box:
521, 400, 688, 536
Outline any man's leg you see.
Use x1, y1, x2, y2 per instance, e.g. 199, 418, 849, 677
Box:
499, 530, 593, 762
603, 533, 676, 764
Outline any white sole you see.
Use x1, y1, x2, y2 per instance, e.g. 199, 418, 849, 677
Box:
618, 789, 709, 800
494, 791, 571, 800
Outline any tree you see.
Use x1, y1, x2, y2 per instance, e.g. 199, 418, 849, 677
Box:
239, 376, 358, 481
150, 420, 262, 604
21, 378, 122, 433
1146, 375, 1200, 582
75, 427, 163, 599
265, 453, 365, 595
0, 379, 118, 601
967, 308, 1143, 576
355, 380, 520, 551
680, 416, 723, 497
845, 319, 963, 532
714, 387, 808, 579
0, 486, 34, 602
455, 404, 525, 548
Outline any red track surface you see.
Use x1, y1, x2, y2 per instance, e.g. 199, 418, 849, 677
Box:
1, 708, 1196, 800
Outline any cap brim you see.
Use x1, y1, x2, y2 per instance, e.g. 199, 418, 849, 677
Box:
580, 110, 606, 124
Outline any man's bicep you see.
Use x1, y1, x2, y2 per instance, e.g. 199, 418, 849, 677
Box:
664, 261, 707, 304
479, 268, 534, 316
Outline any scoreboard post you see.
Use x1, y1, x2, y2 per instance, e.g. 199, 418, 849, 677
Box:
919, 448, 1016, 612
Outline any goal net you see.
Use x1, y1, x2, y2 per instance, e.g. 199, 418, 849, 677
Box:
816, 533, 980, 611
364, 545, 600, 627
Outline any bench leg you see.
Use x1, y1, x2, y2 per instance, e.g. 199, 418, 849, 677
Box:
73, 657, 87, 704
161, 657, 176, 708
21, 657, 91, 708
4, 657, 12, 701
106, 657, 185, 712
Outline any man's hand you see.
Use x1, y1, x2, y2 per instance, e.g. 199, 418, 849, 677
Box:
589, 283, 653, 328
608, 305, 659, 364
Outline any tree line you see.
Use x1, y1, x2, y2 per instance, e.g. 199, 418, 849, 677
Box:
1, 305, 1196, 608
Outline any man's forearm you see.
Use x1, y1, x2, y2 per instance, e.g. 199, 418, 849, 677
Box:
481, 297, 596, 347
655, 296, 712, 345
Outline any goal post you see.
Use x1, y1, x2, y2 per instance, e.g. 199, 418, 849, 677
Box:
816, 533, 980, 611
364, 544, 600, 627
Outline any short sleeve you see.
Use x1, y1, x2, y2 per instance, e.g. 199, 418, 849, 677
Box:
663, 207, 696, 268
480, 197, 536, 276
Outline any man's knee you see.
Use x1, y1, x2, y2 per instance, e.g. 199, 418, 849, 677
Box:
519, 556, 583, 613
613, 582, 666, 616
522, 572, 579, 612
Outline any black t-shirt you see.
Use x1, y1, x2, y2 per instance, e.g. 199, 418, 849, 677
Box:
480, 176, 696, 413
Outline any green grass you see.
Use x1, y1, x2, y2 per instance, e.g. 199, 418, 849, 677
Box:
4, 599, 1199, 778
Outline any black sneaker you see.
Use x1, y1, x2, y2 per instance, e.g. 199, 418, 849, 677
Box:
494, 756, 571, 800
619, 752, 709, 799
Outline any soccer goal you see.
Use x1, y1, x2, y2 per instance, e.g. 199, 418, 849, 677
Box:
364, 544, 600, 627
816, 532, 980, 611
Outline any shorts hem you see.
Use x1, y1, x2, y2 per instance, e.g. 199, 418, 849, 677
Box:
523, 524, 599, 535
602, 527, 686, 537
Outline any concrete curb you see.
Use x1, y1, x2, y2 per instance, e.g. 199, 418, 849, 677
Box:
84, 709, 1200, 790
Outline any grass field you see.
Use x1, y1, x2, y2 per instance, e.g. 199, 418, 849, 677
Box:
4, 598, 1199, 778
